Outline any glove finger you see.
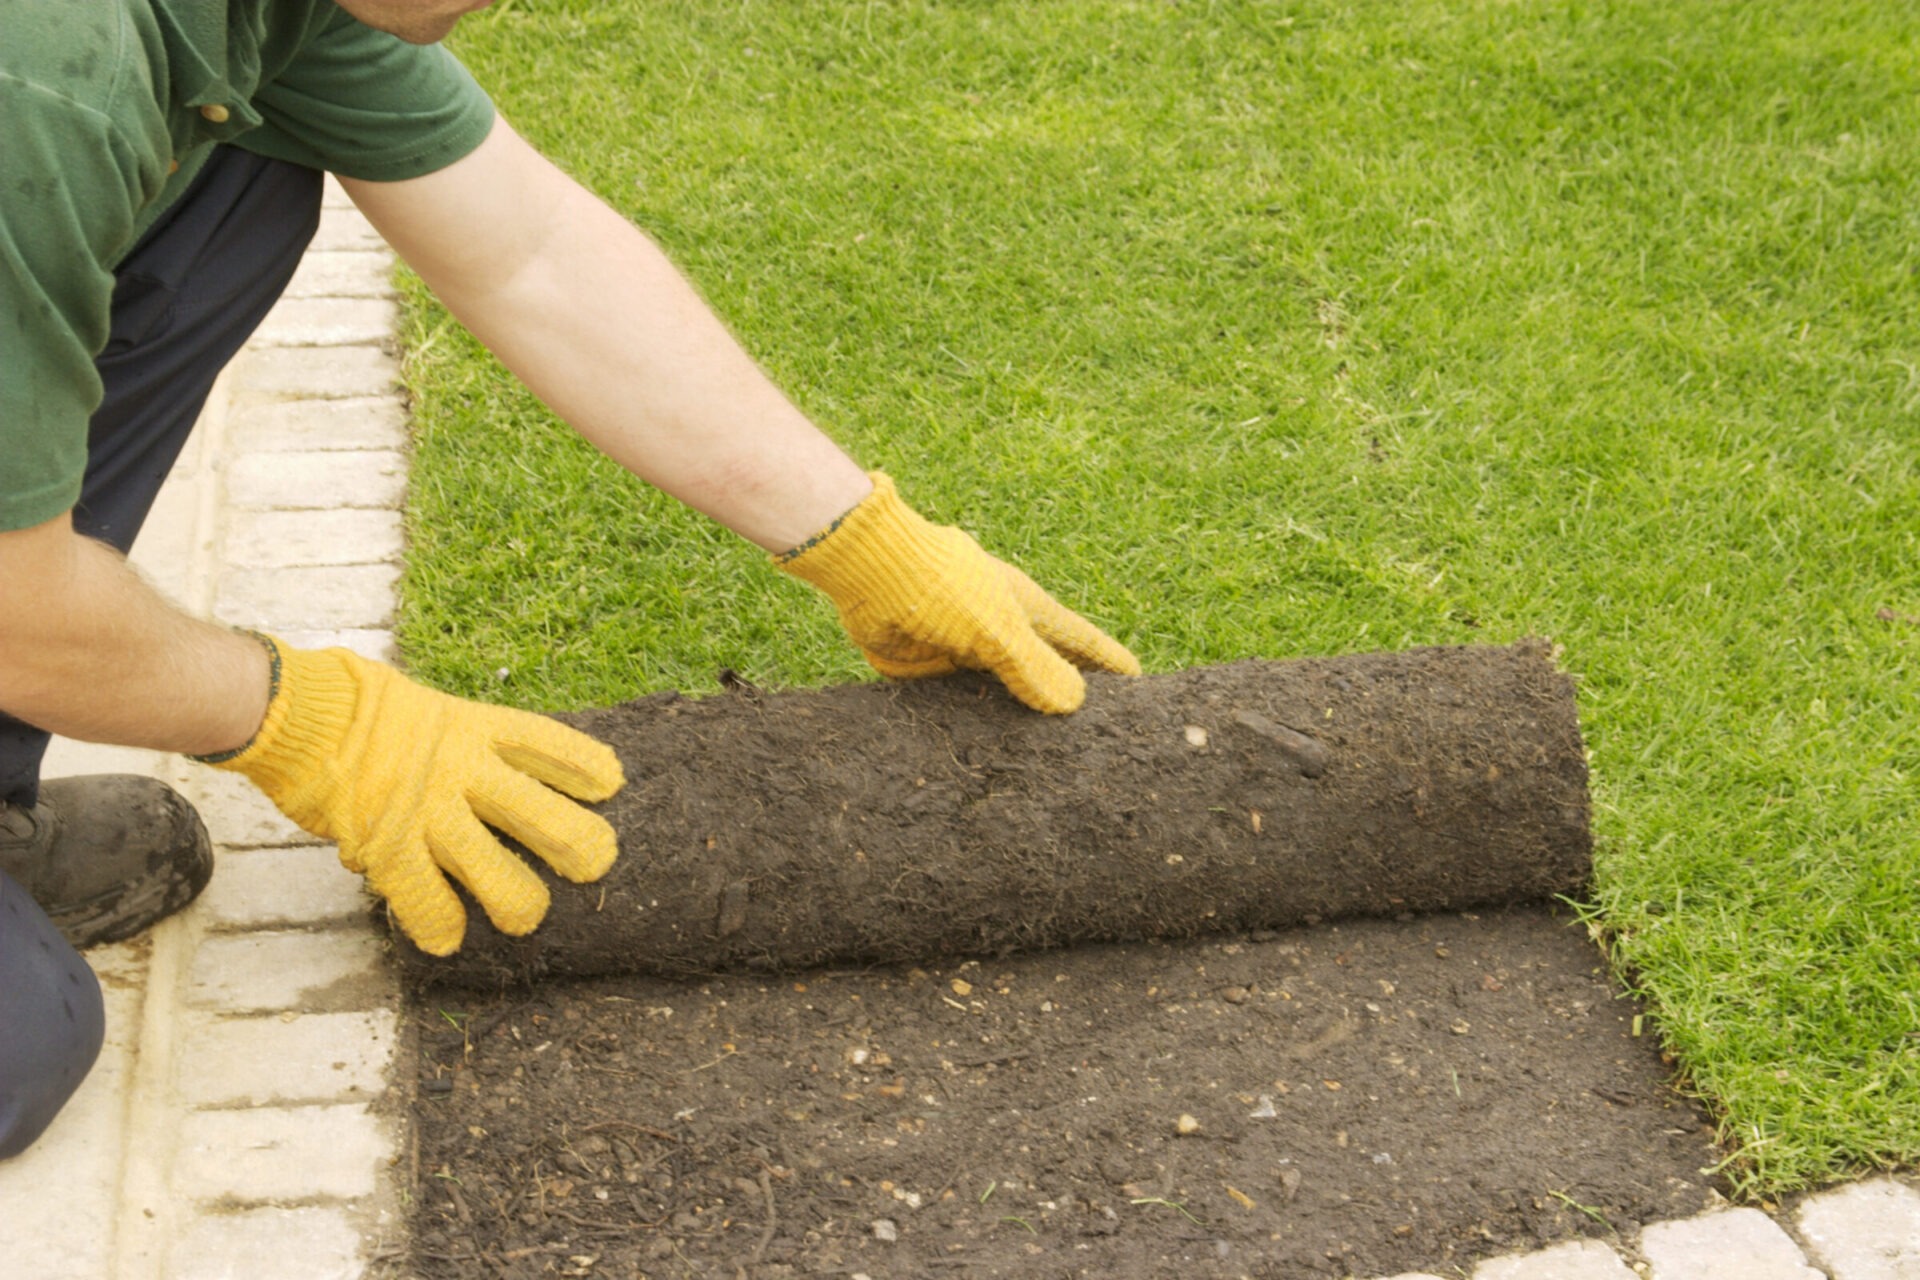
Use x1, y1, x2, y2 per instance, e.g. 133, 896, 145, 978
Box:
491, 711, 626, 803
1003, 565, 1142, 676
880, 543, 1087, 712
428, 807, 553, 936
468, 764, 618, 884
358, 839, 468, 957
966, 607, 1089, 714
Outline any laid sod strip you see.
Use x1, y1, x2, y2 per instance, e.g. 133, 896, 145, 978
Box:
398, 0, 1920, 1192
400, 643, 1589, 986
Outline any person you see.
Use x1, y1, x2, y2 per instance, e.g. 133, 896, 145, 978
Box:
0, 0, 1138, 1160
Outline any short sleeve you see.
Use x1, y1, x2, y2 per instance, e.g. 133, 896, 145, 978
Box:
240, 10, 496, 182
0, 79, 150, 532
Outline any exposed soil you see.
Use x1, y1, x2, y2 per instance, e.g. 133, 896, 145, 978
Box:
405, 905, 1723, 1279
403, 648, 1712, 1274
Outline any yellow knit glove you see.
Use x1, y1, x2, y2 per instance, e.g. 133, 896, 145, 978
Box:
197, 639, 624, 956
777, 473, 1140, 713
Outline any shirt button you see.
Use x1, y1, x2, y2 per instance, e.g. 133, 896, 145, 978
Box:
169, 158, 181, 175
200, 103, 230, 124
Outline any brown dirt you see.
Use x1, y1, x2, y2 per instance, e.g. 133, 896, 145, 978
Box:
402, 646, 1714, 1276
404, 906, 1723, 1279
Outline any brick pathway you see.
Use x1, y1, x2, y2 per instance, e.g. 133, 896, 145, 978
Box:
0, 180, 408, 1280
1, 182, 1915, 1280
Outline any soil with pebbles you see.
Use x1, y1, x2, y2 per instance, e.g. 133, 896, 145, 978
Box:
405, 904, 1722, 1279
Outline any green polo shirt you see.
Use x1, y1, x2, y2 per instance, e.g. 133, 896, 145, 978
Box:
0, 0, 495, 532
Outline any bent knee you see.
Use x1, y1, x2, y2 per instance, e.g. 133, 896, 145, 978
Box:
0, 871, 106, 1160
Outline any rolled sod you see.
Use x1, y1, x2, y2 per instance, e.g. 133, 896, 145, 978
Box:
401, 640, 1591, 987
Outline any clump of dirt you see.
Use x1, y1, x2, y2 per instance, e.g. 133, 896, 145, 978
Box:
405, 906, 1721, 1278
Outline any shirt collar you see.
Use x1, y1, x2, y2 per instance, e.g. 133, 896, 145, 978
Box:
149, 0, 269, 135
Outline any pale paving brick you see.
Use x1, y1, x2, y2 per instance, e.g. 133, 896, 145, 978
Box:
198, 846, 369, 929
254, 296, 399, 347
128, 473, 212, 601
311, 206, 387, 252
1797, 1179, 1920, 1280
284, 248, 397, 299
226, 507, 405, 569
40, 736, 166, 780
228, 396, 408, 453
1642, 1208, 1821, 1280
231, 345, 400, 401
1473, 1241, 1637, 1280
277, 627, 400, 663
171, 1206, 365, 1280
215, 563, 403, 631
179, 1010, 398, 1106
185, 767, 322, 848
188, 930, 385, 1013
225, 449, 408, 510
322, 173, 354, 208
175, 1105, 392, 1202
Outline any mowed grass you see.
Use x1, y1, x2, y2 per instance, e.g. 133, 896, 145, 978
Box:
394, 0, 1920, 1195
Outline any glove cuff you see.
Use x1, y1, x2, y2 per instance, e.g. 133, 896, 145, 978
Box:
775, 471, 953, 606
194, 640, 365, 800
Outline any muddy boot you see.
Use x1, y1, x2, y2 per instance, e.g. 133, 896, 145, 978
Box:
0, 776, 213, 950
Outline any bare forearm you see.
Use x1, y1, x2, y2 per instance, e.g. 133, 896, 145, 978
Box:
344, 119, 871, 551
0, 516, 268, 755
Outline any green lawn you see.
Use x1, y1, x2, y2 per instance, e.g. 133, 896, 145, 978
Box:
394, 0, 1920, 1195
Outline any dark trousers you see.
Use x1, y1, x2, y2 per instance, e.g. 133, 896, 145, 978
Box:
0, 869, 106, 1160
0, 148, 323, 1161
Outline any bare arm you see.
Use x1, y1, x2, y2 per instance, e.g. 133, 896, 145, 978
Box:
0, 512, 268, 755
341, 115, 872, 552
